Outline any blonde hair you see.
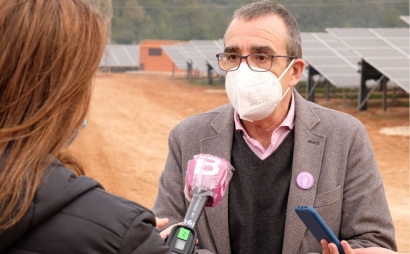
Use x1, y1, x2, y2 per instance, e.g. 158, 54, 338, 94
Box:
0, 0, 108, 231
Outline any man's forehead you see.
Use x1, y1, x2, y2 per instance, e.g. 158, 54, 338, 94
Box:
224, 45, 276, 54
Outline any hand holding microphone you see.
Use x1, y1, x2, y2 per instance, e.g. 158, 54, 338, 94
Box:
165, 154, 234, 254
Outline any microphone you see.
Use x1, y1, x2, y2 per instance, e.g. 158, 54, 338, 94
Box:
166, 154, 234, 254
182, 154, 233, 227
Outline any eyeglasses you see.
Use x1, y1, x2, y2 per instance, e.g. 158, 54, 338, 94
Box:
216, 53, 296, 72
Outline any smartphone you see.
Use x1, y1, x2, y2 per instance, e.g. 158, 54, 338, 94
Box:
295, 206, 345, 254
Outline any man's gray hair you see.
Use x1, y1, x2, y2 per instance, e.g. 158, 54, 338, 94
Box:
225, 0, 302, 58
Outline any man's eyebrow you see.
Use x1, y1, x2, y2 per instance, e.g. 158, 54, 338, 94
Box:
251, 46, 276, 54
224, 46, 239, 53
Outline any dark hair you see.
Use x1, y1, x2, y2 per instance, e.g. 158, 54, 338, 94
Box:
225, 0, 302, 58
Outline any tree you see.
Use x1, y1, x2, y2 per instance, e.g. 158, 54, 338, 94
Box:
109, 0, 409, 44
111, 0, 149, 43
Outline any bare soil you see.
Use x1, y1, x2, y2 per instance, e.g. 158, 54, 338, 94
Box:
68, 72, 409, 252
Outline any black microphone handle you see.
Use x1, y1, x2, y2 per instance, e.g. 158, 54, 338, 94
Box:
183, 192, 211, 228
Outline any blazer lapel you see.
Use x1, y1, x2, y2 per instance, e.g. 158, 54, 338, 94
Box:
201, 105, 235, 254
282, 93, 326, 254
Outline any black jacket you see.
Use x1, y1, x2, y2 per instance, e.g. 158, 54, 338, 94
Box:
0, 160, 171, 254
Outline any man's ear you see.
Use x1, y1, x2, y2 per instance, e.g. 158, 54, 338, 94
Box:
289, 59, 306, 87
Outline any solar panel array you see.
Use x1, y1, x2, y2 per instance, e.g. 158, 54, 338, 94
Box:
161, 44, 189, 70
326, 28, 409, 92
401, 16, 410, 25
176, 43, 210, 73
190, 40, 225, 75
101, 29, 409, 96
161, 40, 225, 75
301, 32, 361, 88
100, 45, 140, 67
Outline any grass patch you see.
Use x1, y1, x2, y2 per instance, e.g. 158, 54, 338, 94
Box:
190, 78, 225, 87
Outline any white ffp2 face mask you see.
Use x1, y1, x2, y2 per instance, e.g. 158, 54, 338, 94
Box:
225, 60, 295, 122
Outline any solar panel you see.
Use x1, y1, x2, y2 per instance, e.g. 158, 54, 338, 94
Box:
99, 52, 108, 66
301, 32, 361, 88
99, 46, 117, 67
177, 44, 208, 73
326, 28, 409, 92
218, 39, 224, 48
124, 45, 140, 66
99, 45, 139, 67
190, 40, 225, 75
161, 44, 189, 70
400, 16, 410, 25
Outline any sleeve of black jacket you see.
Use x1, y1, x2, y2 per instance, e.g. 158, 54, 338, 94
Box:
77, 188, 172, 254
0, 164, 172, 254
119, 208, 171, 254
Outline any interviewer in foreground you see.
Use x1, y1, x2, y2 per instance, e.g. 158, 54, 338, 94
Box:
0, 0, 170, 253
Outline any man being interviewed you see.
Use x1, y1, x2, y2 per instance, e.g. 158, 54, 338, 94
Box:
153, 1, 397, 253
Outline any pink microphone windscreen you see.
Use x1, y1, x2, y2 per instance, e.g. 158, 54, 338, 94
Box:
184, 154, 234, 207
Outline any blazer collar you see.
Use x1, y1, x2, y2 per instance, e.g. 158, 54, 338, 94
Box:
283, 92, 326, 254
200, 104, 235, 254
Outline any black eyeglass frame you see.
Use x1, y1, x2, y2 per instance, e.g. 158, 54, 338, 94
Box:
215, 53, 296, 72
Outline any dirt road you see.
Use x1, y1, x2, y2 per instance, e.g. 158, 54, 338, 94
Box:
69, 72, 409, 252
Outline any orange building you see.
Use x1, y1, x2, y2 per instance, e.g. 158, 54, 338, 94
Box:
139, 40, 186, 73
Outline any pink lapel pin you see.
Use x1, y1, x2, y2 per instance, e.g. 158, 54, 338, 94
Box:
296, 172, 314, 190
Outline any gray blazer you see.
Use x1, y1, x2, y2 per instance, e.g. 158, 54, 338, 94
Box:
153, 91, 396, 254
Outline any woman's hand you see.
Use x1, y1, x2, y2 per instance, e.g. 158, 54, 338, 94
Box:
155, 217, 182, 240
155, 217, 169, 229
